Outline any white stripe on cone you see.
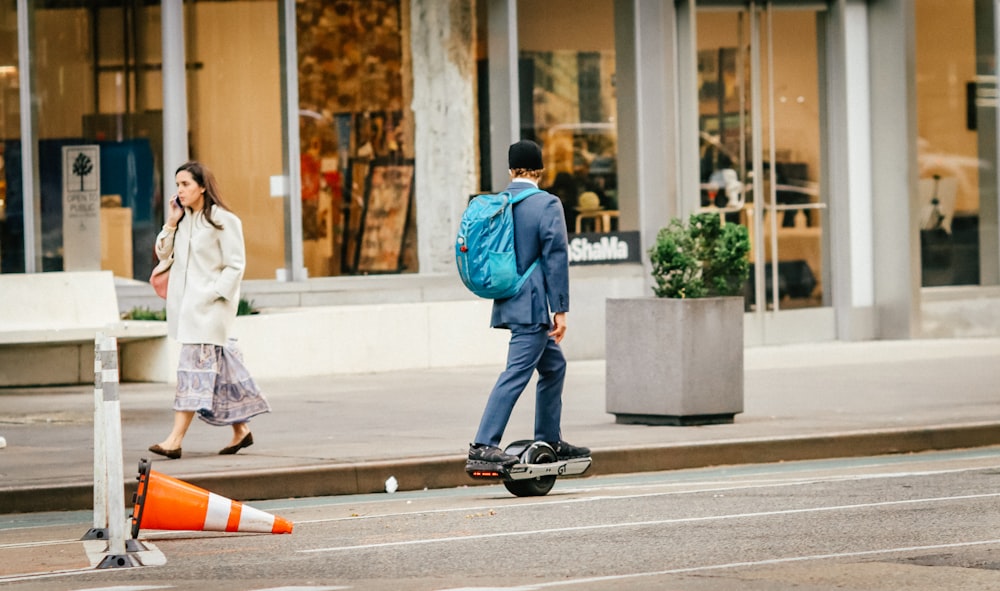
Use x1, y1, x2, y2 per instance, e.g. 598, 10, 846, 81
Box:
238, 504, 278, 533
204, 492, 232, 531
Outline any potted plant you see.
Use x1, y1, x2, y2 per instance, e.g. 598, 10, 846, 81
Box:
606, 212, 750, 425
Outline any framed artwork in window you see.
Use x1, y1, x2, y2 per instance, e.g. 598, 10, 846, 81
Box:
342, 157, 371, 273
355, 159, 415, 273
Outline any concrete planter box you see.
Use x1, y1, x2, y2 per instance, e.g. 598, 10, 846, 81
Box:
606, 296, 744, 425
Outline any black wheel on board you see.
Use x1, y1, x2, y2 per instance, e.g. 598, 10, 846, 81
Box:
503, 441, 558, 497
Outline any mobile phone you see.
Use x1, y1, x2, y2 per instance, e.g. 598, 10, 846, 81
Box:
172, 195, 181, 208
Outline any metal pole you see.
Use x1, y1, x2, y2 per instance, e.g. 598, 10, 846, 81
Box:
279, 0, 305, 280
765, 3, 780, 311
161, 0, 189, 213
17, 0, 40, 272
488, 0, 519, 191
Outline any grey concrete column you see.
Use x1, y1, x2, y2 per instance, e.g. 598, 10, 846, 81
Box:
868, 0, 920, 338
823, 0, 877, 341
614, 0, 679, 280
976, 0, 999, 285
410, 0, 478, 274
487, 0, 518, 191
160, 0, 188, 215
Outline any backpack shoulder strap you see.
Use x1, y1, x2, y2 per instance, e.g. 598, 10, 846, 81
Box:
508, 187, 544, 205
511, 259, 540, 295
507, 187, 544, 295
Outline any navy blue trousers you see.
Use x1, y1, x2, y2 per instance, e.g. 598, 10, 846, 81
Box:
474, 323, 566, 447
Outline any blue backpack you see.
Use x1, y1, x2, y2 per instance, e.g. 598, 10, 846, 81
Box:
455, 188, 542, 299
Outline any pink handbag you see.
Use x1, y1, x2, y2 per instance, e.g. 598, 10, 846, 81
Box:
149, 257, 172, 299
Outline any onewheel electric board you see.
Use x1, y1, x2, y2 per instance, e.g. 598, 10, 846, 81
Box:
465, 440, 592, 497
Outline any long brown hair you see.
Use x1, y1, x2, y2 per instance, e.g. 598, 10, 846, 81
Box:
176, 160, 230, 230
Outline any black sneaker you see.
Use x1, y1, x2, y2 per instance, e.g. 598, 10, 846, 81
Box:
468, 443, 519, 466
549, 440, 590, 460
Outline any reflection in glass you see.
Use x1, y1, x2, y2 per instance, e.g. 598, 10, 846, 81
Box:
520, 50, 618, 235
296, 0, 414, 277
915, 0, 981, 287
0, 1, 19, 272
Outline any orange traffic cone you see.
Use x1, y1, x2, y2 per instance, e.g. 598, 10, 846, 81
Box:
131, 459, 293, 538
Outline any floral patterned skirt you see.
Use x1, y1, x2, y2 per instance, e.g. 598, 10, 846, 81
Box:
174, 339, 271, 426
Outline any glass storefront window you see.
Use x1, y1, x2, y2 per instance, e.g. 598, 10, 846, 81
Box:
296, 0, 416, 277
915, 0, 982, 287
517, 0, 618, 236
2, 3, 162, 278
5, 0, 419, 281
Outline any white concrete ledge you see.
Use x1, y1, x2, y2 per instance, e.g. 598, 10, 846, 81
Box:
124, 301, 513, 384
238, 300, 513, 378
0, 271, 168, 386
0, 321, 167, 345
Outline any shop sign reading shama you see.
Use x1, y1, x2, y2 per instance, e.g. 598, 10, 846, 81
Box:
568, 232, 640, 265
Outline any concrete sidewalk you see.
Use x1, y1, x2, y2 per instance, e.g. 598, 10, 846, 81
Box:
2, 338, 1000, 513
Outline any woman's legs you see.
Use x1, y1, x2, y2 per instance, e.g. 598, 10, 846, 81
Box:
157, 410, 195, 450
227, 421, 251, 447
161, 343, 262, 453
155, 414, 250, 451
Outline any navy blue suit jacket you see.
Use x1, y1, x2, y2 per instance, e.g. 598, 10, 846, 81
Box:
490, 181, 570, 329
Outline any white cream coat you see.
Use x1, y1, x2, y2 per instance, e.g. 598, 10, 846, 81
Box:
155, 206, 245, 346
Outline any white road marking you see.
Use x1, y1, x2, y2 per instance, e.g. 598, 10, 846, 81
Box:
433, 539, 1000, 590
295, 463, 1000, 525
0, 542, 167, 584
299, 492, 1000, 553
0, 538, 79, 549
0, 568, 129, 584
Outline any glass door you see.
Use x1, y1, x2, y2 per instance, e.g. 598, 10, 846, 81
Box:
696, 2, 828, 320
914, 0, 984, 287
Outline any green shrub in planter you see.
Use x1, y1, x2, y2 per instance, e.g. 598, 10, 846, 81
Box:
122, 307, 166, 321
123, 298, 258, 321
649, 212, 750, 299
237, 298, 259, 316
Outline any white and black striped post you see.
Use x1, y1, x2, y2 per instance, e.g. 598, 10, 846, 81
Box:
81, 334, 108, 542
90, 333, 144, 569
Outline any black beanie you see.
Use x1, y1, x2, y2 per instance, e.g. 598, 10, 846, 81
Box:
508, 139, 544, 170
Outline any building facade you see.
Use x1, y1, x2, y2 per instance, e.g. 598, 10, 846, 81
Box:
1, 0, 998, 359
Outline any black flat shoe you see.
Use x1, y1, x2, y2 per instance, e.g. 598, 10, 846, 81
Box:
219, 432, 253, 455
148, 444, 182, 460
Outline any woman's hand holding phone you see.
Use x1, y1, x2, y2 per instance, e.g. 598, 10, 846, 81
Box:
166, 194, 184, 227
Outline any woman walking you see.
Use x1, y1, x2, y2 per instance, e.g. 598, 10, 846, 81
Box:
148, 161, 270, 459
